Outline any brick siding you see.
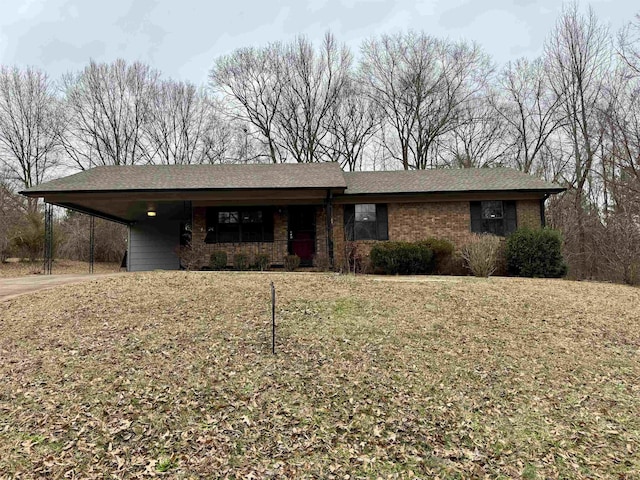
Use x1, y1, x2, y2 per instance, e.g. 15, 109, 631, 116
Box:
516, 200, 542, 229
333, 199, 543, 269
191, 199, 543, 270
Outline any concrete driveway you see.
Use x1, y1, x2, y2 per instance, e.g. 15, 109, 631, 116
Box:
0, 273, 124, 302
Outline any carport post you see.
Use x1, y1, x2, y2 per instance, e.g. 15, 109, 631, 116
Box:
43, 202, 53, 275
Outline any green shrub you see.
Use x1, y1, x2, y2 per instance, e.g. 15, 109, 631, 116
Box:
209, 251, 227, 270
283, 254, 300, 272
506, 227, 567, 278
417, 238, 455, 273
254, 253, 270, 271
369, 241, 433, 275
233, 253, 250, 271
461, 234, 501, 277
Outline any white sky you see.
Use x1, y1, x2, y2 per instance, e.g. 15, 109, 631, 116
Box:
0, 0, 636, 84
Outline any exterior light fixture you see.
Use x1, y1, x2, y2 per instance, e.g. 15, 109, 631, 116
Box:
147, 210, 157, 217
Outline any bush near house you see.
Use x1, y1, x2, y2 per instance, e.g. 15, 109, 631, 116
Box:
253, 253, 270, 271
461, 234, 502, 277
283, 254, 301, 271
370, 241, 434, 275
506, 227, 567, 278
233, 253, 250, 271
209, 251, 228, 270
416, 238, 455, 274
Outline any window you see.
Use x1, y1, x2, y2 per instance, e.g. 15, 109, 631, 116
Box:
344, 204, 388, 241
205, 208, 273, 243
470, 200, 517, 236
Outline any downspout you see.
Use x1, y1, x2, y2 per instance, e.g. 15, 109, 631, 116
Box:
326, 189, 334, 269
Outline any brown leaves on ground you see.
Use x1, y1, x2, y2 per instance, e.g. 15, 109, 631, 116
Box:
0, 259, 120, 277
0, 272, 639, 478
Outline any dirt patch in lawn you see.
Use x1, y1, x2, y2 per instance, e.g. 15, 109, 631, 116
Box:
0, 272, 638, 478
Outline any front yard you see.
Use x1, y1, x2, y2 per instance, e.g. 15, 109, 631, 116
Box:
0, 272, 638, 478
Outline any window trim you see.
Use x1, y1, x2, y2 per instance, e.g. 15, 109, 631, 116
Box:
205, 207, 274, 244
470, 200, 517, 237
344, 203, 388, 241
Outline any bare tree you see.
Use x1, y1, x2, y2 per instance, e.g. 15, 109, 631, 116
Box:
359, 32, 492, 169
493, 58, 564, 175
61, 59, 159, 169
437, 91, 507, 168
276, 32, 352, 163
325, 76, 379, 170
618, 14, 640, 76
210, 44, 286, 163
143, 80, 212, 164
0, 67, 61, 208
544, 3, 612, 278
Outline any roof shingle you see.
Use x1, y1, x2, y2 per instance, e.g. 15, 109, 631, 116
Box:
22, 162, 347, 194
343, 168, 563, 195
21, 163, 564, 196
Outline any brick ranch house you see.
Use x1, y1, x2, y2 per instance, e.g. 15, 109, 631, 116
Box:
21, 163, 565, 272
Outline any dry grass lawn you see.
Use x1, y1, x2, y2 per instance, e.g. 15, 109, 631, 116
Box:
0, 259, 120, 277
0, 272, 638, 478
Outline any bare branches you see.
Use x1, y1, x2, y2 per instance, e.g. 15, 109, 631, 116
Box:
210, 43, 286, 163
62, 59, 159, 169
0, 67, 61, 196
359, 32, 493, 169
493, 58, 564, 175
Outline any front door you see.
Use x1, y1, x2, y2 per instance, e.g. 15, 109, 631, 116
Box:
288, 206, 316, 265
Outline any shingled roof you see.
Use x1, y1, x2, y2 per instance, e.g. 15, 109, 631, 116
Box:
21, 162, 347, 194
21, 163, 564, 196
343, 168, 564, 195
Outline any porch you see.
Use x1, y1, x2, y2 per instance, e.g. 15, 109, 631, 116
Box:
187, 204, 332, 269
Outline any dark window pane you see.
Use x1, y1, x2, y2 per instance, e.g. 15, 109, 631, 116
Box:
204, 229, 216, 244
355, 221, 377, 240
482, 201, 503, 219
219, 211, 239, 224
482, 219, 505, 236
242, 211, 262, 223
355, 204, 376, 222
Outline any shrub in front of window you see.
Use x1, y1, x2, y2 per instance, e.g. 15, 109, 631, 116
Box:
284, 254, 301, 272
461, 234, 502, 277
233, 253, 250, 271
369, 241, 434, 275
253, 253, 270, 271
209, 251, 228, 270
416, 238, 455, 274
506, 227, 567, 278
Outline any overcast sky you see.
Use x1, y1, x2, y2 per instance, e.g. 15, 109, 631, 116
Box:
0, 0, 636, 84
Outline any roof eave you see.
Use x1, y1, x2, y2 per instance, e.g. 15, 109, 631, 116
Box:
20, 185, 348, 197
343, 187, 566, 196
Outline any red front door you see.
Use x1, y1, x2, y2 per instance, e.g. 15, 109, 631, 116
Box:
288, 206, 316, 264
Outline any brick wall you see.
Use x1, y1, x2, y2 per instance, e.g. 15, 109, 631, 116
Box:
516, 199, 541, 229
191, 207, 289, 268
191, 199, 543, 270
333, 199, 543, 269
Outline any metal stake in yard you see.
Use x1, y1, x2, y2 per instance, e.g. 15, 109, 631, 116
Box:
271, 281, 276, 354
